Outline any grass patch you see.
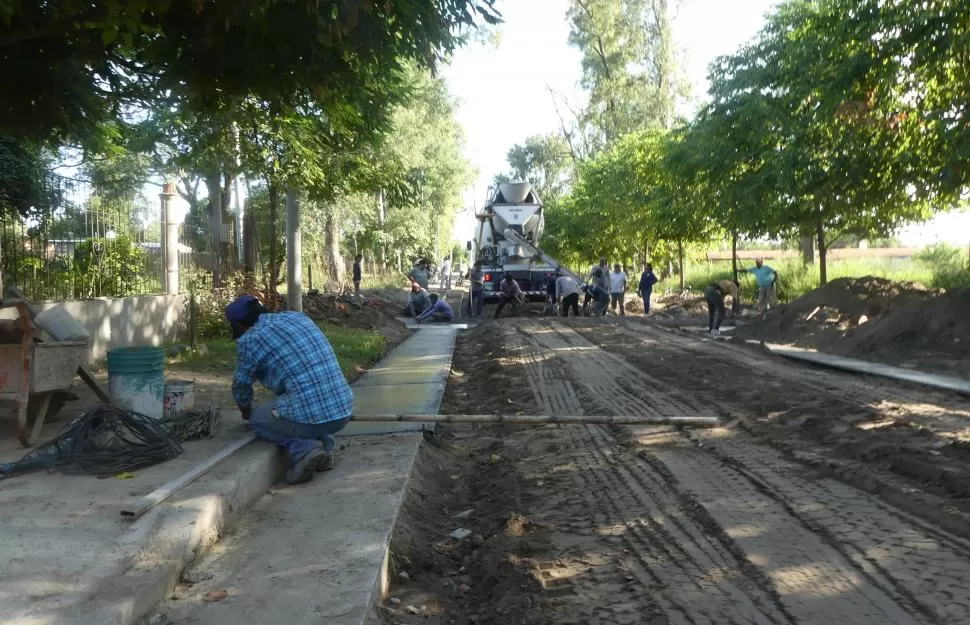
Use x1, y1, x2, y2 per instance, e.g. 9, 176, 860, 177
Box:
167, 323, 387, 379
679, 255, 970, 304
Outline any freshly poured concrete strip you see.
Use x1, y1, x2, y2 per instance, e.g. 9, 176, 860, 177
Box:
761, 343, 970, 397
342, 326, 458, 436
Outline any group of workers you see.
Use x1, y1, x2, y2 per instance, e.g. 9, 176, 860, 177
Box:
221, 253, 779, 488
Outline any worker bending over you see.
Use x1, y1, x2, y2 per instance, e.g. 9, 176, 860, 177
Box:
225, 295, 352, 485
704, 279, 740, 336
555, 270, 582, 317
494, 275, 525, 319
416, 293, 454, 323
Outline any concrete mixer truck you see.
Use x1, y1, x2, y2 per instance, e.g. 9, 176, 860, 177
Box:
468, 182, 580, 302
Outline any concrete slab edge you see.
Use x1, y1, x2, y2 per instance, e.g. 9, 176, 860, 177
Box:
762, 343, 970, 397
362, 436, 425, 624
61, 443, 281, 625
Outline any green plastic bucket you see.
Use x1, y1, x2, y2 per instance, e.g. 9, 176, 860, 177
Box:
107, 346, 166, 419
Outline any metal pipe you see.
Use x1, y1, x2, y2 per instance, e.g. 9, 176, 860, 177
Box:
350, 414, 720, 427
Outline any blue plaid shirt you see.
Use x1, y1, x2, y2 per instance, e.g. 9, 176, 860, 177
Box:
232, 312, 353, 424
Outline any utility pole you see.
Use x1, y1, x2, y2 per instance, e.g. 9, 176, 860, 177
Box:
286, 187, 302, 312
160, 181, 180, 295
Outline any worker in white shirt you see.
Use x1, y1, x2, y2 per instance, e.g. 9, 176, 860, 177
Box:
555, 270, 582, 317
609, 263, 628, 316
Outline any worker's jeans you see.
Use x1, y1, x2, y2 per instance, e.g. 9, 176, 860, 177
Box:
705, 287, 725, 331
758, 283, 777, 315
610, 292, 626, 316
561, 293, 580, 317
469, 290, 484, 317
641, 288, 652, 314
494, 294, 520, 319
250, 401, 350, 462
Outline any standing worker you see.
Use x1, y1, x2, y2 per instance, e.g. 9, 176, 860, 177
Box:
637, 263, 658, 315
225, 295, 352, 485
466, 261, 485, 317
441, 255, 452, 290
703, 279, 740, 336
352, 254, 363, 297
609, 263, 628, 316
407, 259, 430, 290
555, 270, 582, 317
744, 258, 779, 317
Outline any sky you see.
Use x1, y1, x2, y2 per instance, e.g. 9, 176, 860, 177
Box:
442, 0, 969, 247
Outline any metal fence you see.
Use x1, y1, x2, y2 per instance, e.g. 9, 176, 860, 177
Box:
0, 173, 164, 302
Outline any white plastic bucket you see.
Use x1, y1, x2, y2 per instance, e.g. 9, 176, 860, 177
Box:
163, 379, 196, 419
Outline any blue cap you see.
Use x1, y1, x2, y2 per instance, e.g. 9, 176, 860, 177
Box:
225, 295, 259, 339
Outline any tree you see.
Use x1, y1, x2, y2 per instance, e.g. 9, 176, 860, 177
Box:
685, 0, 946, 285
566, 0, 686, 150
0, 1, 501, 148
494, 134, 574, 202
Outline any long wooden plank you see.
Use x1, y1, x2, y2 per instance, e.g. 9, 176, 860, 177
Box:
120, 434, 257, 521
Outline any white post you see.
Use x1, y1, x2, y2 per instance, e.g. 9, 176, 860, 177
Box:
286, 187, 302, 312
161, 182, 179, 295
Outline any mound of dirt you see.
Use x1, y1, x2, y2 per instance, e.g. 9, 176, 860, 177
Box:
302, 290, 403, 330
737, 277, 970, 375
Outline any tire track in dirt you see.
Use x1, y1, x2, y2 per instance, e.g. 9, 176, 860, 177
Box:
509, 323, 796, 624
524, 321, 960, 625
686, 431, 970, 624
612, 323, 970, 439
502, 327, 661, 624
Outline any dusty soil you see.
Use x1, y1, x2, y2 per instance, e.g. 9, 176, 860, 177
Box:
731, 277, 970, 376
373, 318, 970, 625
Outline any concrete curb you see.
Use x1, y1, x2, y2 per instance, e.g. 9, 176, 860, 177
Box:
363, 436, 425, 622
60, 442, 281, 625
756, 342, 970, 397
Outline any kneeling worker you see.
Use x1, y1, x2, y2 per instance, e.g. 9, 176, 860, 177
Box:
416, 293, 454, 323
225, 295, 353, 485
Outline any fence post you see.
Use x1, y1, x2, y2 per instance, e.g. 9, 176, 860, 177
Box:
161, 182, 180, 295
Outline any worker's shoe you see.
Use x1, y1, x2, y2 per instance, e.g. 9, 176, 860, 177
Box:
286, 446, 326, 485
315, 453, 335, 472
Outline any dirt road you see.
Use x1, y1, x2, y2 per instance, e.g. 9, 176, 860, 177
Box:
374, 319, 970, 625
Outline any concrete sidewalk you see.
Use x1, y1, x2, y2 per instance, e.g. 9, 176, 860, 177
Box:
0, 325, 459, 625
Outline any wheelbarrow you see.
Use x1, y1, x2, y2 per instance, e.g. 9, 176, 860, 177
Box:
0, 295, 88, 446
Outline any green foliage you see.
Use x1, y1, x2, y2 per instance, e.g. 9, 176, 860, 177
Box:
182, 268, 253, 342
168, 323, 386, 381
914, 243, 970, 290
566, 0, 685, 146
495, 134, 574, 202
0, 1, 500, 148
72, 236, 147, 298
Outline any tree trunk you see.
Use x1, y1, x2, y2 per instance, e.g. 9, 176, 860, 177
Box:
731, 231, 739, 283
376, 189, 388, 268
799, 229, 815, 265
205, 173, 223, 286
268, 182, 281, 305
243, 209, 257, 275
677, 240, 685, 290
324, 207, 343, 283
816, 221, 828, 286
